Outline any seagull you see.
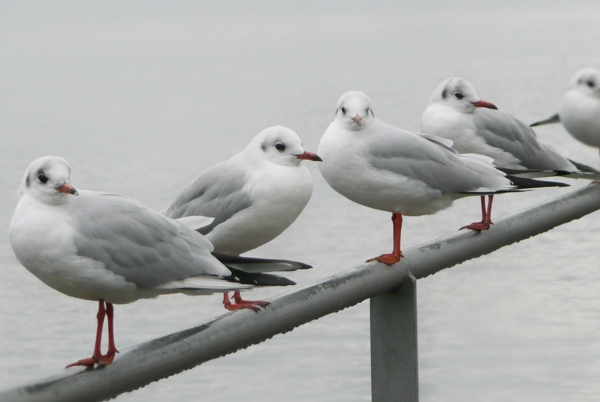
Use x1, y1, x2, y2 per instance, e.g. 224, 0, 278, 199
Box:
9, 156, 301, 368
421, 77, 598, 228
318, 91, 568, 265
164, 126, 321, 309
531, 68, 600, 155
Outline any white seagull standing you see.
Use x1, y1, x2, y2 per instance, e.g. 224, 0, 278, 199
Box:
10, 156, 295, 368
531, 67, 600, 155
421, 77, 597, 228
318, 91, 568, 265
164, 126, 321, 309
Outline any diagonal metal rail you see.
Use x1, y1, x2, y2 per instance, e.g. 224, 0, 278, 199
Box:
3, 183, 600, 402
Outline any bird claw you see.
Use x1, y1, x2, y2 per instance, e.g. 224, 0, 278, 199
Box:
98, 352, 117, 366
367, 252, 403, 265
65, 349, 118, 368
460, 221, 492, 231
65, 357, 99, 368
244, 300, 271, 308
224, 301, 265, 312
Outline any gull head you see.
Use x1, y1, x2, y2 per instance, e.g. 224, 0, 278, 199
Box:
570, 67, 600, 98
334, 91, 376, 130
429, 77, 498, 113
249, 126, 322, 167
19, 156, 78, 204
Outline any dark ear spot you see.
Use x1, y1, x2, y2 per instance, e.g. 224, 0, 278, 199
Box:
261, 143, 267, 151
26, 175, 30, 187
441, 88, 447, 99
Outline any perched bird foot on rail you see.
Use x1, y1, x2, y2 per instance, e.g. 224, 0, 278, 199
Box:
460, 195, 493, 232
367, 212, 404, 265
367, 251, 404, 265
66, 357, 99, 368
233, 290, 271, 308
460, 221, 492, 231
66, 349, 118, 368
222, 291, 270, 312
98, 349, 118, 366
65, 299, 119, 368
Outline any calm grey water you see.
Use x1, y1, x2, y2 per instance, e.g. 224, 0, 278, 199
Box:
2, 2, 600, 401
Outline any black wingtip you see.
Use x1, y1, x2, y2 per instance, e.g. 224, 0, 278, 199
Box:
567, 159, 600, 174
226, 267, 296, 287
506, 175, 570, 189
497, 167, 572, 178
530, 113, 561, 127
211, 252, 313, 270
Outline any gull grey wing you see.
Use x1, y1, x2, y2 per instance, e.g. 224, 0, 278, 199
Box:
164, 160, 252, 236
71, 191, 230, 289
474, 109, 575, 170
419, 133, 456, 152
367, 122, 499, 193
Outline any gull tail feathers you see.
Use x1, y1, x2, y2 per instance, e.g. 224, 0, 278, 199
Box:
460, 175, 569, 195
157, 276, 253, 292
498, 163, 600, 180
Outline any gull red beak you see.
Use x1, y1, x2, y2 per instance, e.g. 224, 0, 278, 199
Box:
296, 151, 323, 162
352, 114, 363, 125
471, 100, 498, 110
56, 182, 79, 196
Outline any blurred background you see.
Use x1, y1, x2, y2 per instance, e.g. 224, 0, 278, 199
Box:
1, 1, 600, 401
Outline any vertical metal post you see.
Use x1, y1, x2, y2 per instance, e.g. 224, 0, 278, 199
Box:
370, 275, 418, 402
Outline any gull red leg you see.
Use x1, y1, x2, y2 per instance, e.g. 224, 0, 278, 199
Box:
461, 195, 494, 231
66, 299, 106, 368
99, 302, 118, 366
222, 292, 266, 312
368, 212, 404, 265
480, 195, 486, 221
485, 195, 494, 226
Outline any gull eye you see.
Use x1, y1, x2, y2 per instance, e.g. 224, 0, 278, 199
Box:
454, 92, 464, 100
275, 142, 286, 152
366, 107, 370, 114
38, 174, 49, 184
341, 107, 346, 114
587, 80, 595, 88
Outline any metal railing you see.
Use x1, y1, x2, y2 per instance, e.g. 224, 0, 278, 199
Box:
3, 183, 600, 402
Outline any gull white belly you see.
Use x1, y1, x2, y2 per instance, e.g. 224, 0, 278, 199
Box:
319, 130, 453, 216
560, 91, 600, 148
10, 196, 139, 303
207, 164, 313, 255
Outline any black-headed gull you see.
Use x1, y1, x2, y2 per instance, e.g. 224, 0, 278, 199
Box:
420, 77, 597, 172
531, 68, 600, 153
9, 156, 297, 367
164, 126, 321, 308
318, 91, 568, 265
421, 77, 596, 229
